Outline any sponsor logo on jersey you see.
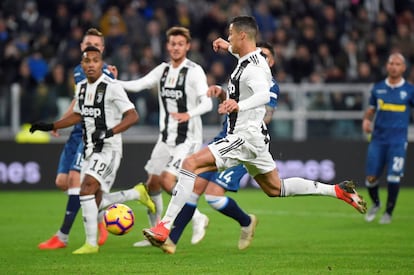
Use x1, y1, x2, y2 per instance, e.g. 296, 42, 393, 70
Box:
160, 87, 184, 99
81, 105, 102, 117
227, 82, 235, 96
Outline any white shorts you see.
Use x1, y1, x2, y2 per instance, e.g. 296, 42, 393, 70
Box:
81, 150, 122, 193
145, 139, 201, 176
208, 133, 275, 177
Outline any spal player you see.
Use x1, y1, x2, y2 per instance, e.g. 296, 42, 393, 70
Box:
362, 53, 414, 224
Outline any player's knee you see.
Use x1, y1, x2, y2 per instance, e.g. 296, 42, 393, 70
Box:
182, 157, 197, 171
365, 176, 379, 187
205, 194, 227, 210
67, 173, 81, 189
55, 177, 68, 191
80, 179, 99, 196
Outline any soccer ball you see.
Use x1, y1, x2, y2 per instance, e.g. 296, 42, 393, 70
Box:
103, 203, 135, 235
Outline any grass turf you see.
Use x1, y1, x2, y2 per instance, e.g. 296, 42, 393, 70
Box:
0, 188, 413, 274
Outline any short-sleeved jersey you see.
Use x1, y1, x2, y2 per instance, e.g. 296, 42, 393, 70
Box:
71, 64, 115, 135
73, 74, 135, 158
369, 79, 414, 144
118, 58, 211, 146
226, 49, 272, 137
214, 78, 279, 142
269, 78, 279, 109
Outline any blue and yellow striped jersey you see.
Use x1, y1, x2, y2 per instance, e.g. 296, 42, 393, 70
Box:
370, 79, 414, 144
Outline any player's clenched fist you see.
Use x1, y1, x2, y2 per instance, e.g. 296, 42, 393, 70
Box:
207, 85, 226, 102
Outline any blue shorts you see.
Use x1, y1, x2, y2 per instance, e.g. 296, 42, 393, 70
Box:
198, 164, 247, 192
365, 140, 407, 179
56, 126, 83, 174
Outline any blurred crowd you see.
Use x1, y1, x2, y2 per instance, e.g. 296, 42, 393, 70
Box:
0, 0, 414, 129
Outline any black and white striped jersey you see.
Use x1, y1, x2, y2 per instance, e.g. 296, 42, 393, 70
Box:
226, 49, 272, 137
74, 74, 135, 158
118, 58, 212, 146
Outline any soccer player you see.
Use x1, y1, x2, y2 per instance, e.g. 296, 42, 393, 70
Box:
362, 53, 414, 224
160, 42, 279, 254
30, 46, 146, 254
143, 16, 367, 248
37, 28, 117, 250
116, 26, 212, 247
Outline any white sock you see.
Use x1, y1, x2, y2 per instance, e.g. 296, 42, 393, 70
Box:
365, 179, 379, 187
67, 187, 80, 195
56, 230, 68, 244
148, 192, 163, 227
99, 188, 138, 209
280, 177, 336, 197
205, 194, 227, 210
162, 169, 196, 229
80, 195, 98, 246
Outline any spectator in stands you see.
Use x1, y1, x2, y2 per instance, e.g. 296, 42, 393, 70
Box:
1, 0, 412, 132
355, 62, 377, 83
50, 3, 72, 48
287, 44, 315, 83
99, 6, 127, 56
16, 59, 37, 123
391, 23, 414, 60
45, 63, 71, 118
122, 3, 147, 46
253, 1, 277, 41
314, 43, 334, 74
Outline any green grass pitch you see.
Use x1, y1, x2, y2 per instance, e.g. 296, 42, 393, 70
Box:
0, 188, 413, 274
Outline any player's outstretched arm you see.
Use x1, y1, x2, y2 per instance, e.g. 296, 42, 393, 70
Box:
30, 112, 82, 133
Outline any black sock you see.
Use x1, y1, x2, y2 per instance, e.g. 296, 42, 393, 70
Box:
169, 203, 196, 244
218, 197, 250, 227
386, 183, 400, 215
60, 194, 81, 235
367, 185, 380, 206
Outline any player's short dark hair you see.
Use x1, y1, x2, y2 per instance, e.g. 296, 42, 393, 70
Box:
257, 41, 274, 56
166, 26, 191, 42
82, 46, 102, 57
229, 16, 258, 39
